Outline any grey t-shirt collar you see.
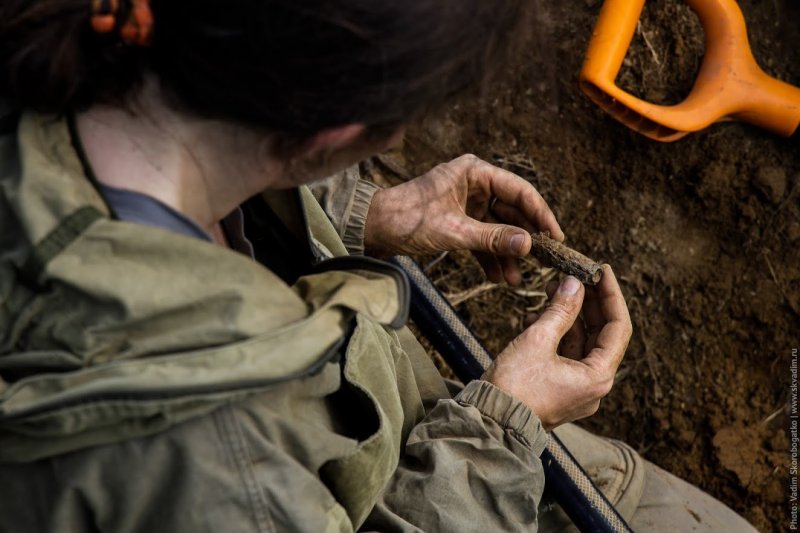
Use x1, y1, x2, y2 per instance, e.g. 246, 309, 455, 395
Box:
98, 182, 213, 242
97, 182, 256, 258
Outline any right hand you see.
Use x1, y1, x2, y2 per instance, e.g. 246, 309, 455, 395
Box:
364, 154, 564, 285
482, 266, 632, 430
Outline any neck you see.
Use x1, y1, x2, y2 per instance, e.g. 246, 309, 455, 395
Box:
75, 87, 283, 239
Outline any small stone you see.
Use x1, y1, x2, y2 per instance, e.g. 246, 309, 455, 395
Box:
753, 166, 787, 204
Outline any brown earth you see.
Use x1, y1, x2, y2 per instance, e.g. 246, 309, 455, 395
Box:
374, 1, 800, 530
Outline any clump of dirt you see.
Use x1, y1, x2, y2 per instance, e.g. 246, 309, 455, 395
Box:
391, 1, 800, 530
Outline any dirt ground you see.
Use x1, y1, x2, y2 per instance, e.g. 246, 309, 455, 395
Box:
373, 1, 800, 530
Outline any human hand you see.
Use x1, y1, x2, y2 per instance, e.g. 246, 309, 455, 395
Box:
364, 154, 564, 285
482, 266, 632, 430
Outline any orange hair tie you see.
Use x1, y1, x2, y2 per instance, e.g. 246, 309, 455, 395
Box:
90, 0, 153, 47
90, 0, 119, 34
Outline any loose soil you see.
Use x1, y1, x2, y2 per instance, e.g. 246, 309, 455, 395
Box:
374, 1, 800, 530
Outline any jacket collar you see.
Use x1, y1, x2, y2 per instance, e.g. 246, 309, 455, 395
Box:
1, 113, 407, 365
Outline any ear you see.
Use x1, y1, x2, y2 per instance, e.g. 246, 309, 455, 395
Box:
305, 123, 366, 155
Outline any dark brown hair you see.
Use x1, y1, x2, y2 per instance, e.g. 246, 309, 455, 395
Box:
1, 0, 528, 137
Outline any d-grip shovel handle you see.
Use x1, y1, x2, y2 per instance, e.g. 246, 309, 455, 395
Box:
580, 0, 800, 141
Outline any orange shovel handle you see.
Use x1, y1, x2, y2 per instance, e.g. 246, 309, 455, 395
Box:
580, 0, 800, 141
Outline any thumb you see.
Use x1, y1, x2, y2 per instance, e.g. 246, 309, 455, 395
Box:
527, 276, 584, 346
459, 218, 531, 256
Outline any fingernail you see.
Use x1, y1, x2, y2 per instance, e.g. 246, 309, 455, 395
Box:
558, 276, 581, 295
509, 234, 525, 255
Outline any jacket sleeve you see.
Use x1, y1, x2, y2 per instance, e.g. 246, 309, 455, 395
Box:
307, 165, 381, 256
362, 379, 548, 532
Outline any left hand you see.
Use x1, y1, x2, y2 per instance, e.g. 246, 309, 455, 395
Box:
364, 154, 564, 285
483, 268, 631, 430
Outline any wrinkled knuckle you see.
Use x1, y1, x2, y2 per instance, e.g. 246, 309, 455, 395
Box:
593, 376, 614, 398
587, 400, 602, 417
490, 228, 506, 253
521, 188, 540, 207
456, 153, 480, 166
478, 229, 496, 253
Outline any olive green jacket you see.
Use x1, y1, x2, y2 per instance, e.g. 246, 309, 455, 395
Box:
0, 112, 547, 531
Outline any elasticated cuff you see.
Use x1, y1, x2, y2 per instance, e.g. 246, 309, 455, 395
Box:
455, 380, 547, 456
342, 179, 381, 256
